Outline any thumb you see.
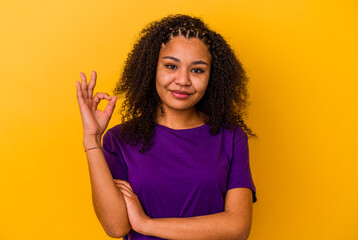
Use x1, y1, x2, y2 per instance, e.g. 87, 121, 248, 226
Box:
104, 96, 117, 117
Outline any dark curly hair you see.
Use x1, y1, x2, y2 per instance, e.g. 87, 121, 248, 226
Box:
114, 14, 257, 153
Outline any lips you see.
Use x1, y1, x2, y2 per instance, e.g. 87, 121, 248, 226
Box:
170, 90, 191, 99
171, 90, 190, 95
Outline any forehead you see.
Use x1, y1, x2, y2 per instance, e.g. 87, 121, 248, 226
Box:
159, 36, 211, 61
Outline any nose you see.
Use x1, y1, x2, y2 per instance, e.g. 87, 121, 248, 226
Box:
175, 68, 191, 86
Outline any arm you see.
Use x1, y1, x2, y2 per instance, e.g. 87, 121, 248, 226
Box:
84, 139, 131, 238
144, 188, 252, 240
76, 71, 131, 238
116, 180, 253, 240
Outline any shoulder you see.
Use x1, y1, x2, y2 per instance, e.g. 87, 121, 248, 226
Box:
220, 124, 247, 141
234, 124, 248, 141
106, 124, 123, 134
102, 124, 123, 146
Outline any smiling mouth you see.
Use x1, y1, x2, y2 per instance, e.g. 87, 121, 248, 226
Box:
170, 90, 190, 99
171, 90, 190, 95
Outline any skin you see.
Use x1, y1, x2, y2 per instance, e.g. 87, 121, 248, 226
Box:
115, 36, 253, 239
76, 72, 131, 237
76, 36, 253, 239
155, 35, 212, 129
114, 180, 253, 240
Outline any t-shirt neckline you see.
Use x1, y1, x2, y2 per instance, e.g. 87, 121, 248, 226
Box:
155, 122, 208, 131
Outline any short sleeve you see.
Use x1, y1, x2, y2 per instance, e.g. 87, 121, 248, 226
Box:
227, 127, 257, 203
102, 129, 128, 181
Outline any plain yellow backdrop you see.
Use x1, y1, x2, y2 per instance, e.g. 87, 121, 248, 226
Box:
0, 0, 357, 239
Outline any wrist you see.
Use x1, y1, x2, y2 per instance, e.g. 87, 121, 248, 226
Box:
83, 135, 102, 149
140, 217, 154, 236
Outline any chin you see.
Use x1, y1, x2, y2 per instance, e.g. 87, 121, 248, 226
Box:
170, 104, 197, 111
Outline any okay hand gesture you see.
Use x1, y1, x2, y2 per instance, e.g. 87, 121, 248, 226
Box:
76, 71, 117, 140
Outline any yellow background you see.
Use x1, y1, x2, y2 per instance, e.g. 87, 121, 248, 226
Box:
1, 0, 357, 239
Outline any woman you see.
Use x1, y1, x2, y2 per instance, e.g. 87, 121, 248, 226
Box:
76, 14, 257, 240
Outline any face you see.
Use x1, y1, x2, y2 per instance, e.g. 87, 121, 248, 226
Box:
155, 36, 212, 114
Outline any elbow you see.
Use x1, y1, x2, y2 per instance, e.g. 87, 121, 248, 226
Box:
233, 225, 251, 240
102, 221, 132, 238
104, 225, 131, 238
237, 233, 250, 240
104, 229, 122, 238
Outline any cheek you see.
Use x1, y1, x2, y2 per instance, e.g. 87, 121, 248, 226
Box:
156, 71, 173, 89
155, 77, 165, 91
155, 80, 163, 98
155, 75, 170, 97
197, 78, 210, 93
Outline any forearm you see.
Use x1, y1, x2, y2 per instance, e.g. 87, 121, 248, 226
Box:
141, 211, 246, 240
84, 137, 131, 237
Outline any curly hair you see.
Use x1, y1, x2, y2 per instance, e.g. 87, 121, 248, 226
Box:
114, 14, 256, 153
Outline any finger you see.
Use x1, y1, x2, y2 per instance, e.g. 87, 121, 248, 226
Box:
80, 72, 88, 99
114, 179, 132, 188
88, 71, 97, 99
117, 185, 133, 198
76, 81, 84, 104
113, 179, 129, 185
76, 81, 90, 110
104, 96, 117, 117
92, 93, 112, 111
115, 181, 134, 193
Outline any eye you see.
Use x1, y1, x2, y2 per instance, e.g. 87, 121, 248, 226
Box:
192, 68, 204, 73
165, 64, 178, 70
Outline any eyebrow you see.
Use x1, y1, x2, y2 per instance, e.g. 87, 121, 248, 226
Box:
163, 56, 209, 66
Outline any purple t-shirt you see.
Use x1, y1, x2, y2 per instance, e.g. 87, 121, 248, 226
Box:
102, 123, 257, 239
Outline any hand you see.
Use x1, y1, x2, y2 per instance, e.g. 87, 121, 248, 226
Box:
114, 179, 152, 234
76, 71, 117, 140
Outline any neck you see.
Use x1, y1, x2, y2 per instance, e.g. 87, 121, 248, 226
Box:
155, 106, 205, 130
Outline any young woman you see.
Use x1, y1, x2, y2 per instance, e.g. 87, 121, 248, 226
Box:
76, 14, 257, 240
